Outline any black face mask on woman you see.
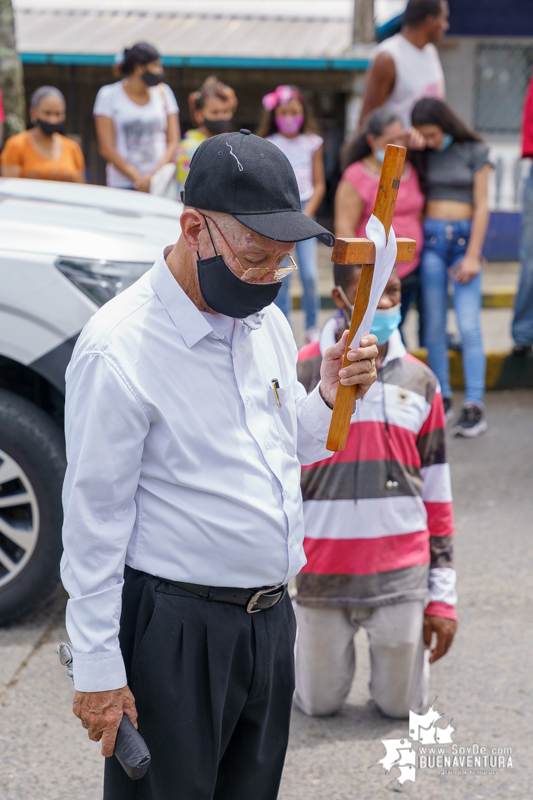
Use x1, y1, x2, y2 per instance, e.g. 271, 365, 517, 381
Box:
142, 69, 165, 87
36, 119, 65, 136
202, 118, 232, 135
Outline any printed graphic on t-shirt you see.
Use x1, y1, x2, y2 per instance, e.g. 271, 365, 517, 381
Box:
422, 81, 445, 100
123, 118, 165, 167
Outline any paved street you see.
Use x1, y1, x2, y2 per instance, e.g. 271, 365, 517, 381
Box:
0, 390, 531, 800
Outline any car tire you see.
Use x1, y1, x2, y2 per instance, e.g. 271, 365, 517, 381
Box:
0, 389, 66, 625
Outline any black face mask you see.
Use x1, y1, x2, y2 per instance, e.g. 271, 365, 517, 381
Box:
36, 118, 65, 136
202, 118, 232, 135
142, 69, 165, 87
197, 254, 281, 318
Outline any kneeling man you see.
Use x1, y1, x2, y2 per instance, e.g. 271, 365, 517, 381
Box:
295, 261, 457, 719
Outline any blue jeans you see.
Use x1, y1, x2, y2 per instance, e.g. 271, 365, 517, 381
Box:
399, 266, 424, 346
275, 235, 319, 330
512, 164, 533, 345
421, 218, 486, 404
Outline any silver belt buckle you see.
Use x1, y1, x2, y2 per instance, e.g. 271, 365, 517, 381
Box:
246, 584, 283, 614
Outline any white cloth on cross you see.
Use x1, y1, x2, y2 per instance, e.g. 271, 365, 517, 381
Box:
348, 214, 398, 350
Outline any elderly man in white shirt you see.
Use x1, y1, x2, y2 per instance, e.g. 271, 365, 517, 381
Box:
61, 128, 378, 800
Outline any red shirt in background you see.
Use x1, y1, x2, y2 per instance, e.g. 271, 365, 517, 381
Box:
522, 76, 533, 158
0, 88, 5, 124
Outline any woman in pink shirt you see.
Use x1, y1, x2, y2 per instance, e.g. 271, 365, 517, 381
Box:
335, 109, 425, 329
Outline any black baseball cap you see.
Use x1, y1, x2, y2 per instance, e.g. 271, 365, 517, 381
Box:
181, 129, 335, 247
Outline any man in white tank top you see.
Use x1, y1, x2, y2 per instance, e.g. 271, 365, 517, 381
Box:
359, 0, 449, 130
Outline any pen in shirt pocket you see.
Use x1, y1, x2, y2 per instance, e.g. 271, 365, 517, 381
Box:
271, 379, 281, 407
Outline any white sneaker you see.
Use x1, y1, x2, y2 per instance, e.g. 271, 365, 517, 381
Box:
451, 403, 488, 438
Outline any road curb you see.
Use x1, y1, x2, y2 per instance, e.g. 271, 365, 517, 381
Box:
409, 348, 533, 389
482, 287, 516, 308
291, 287, 517, 311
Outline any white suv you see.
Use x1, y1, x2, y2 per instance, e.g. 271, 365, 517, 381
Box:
0, 178, 182, 624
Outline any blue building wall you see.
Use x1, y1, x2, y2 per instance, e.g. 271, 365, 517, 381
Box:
447, 0, 533, 38
484, 213, 522, 262
379, 1, 533, 40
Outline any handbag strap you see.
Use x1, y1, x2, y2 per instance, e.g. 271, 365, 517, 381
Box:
158, 82, 169, 116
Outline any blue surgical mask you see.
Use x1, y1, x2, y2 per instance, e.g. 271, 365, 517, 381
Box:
438, 133, 453, 151
374, 149, 386, 164
370, 303, 402, 345
336, 286, 401, 345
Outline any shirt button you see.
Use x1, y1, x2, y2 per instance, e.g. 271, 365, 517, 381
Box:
283, 490, 288, 499
245, 396, 250, 405
264, 441, 270, 449
290, 538, 295, 546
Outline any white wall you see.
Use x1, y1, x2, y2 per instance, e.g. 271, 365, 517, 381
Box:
438, 38, 476, 127
438, 37, 529, 211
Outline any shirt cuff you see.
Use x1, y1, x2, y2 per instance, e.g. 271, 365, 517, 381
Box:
299, 383, 333, 441
425, 601, 457, 620
428, 566, 457, 606
72, 649, 128, 693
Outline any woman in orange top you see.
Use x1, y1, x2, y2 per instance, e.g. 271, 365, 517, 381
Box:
0, 86, 85, 182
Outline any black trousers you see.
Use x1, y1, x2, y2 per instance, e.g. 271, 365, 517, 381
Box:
103, 566, 297, 800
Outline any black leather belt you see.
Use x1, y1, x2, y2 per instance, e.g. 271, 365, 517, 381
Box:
157, 578, 288, 614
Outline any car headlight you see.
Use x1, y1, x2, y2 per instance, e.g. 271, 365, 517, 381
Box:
55, 257, 153, 307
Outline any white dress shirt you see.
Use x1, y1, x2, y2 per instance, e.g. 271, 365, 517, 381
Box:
61, 251, 334, 692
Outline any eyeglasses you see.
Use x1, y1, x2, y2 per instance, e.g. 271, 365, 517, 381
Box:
202, 214, 298, 283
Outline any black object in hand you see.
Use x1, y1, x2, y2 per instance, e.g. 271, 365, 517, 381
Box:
114, 714, 151, 780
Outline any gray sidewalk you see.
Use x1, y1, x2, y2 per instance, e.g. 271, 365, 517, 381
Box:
0, 595, 103, 799
0, 392, 531, 799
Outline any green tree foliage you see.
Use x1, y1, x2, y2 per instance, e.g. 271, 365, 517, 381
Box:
0, 0, 26, 139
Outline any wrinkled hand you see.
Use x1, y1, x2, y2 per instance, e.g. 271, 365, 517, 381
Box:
406, 126, 426, 150
133, 174, 152, 193
319, 331, 378, 409
73, 686, 138, 757
455, 254, 482, 284
423, 615, 457, 664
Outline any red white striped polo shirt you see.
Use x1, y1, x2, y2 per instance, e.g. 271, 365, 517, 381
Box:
296, 320, 456, 620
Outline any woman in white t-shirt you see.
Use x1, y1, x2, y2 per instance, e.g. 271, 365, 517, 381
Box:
94, 42, 180, 191
257, 85, 326, 342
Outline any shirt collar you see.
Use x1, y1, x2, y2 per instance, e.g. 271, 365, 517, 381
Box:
149, 250, 265, 347
150, 251, 213, 348
319, 313, 344, 355
381, 328, 406, 366
242, 311, 265, 330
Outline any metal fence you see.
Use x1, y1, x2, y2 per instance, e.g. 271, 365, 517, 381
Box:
475, 41, 533, 135
474, 41, 533, 220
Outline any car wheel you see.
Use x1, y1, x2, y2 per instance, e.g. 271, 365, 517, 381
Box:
0, 389, 66, 625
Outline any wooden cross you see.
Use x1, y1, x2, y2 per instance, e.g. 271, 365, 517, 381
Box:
326, 144, 416, 452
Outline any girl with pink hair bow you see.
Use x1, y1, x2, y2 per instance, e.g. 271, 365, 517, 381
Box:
257, 85, 326, 343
